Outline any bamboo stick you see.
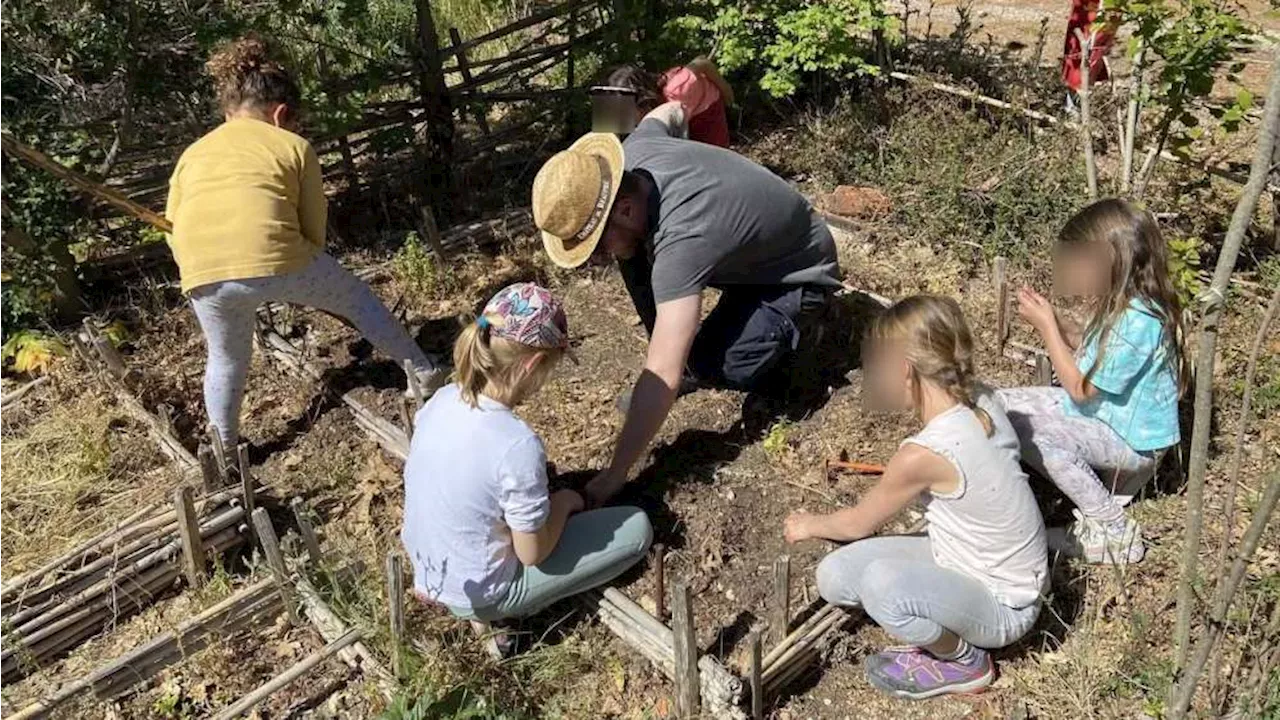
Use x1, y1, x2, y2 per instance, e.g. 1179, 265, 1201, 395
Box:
295, 576, 397, 701
652, 543, 666, 621
1, 500, 164, 602
211, 629, 363, 720
761, 604, 839, 669
994, 256, 1009, 350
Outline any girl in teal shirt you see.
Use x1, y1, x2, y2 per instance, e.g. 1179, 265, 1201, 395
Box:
998, 199, 1185, 564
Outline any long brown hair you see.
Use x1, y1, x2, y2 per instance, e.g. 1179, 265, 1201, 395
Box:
1058, 198, 1188, 393
206, 35, 301, 114
599, 64, 663, 113
453, 315, 564, 408
867, 295, 993, 436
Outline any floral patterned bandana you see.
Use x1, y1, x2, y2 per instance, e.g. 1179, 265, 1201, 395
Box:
479, 282, 571, 351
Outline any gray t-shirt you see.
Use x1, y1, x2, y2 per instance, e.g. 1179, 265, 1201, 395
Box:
623, 120, 842, 303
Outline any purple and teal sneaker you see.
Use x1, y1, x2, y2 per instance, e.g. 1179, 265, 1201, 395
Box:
863, 645, 995, 700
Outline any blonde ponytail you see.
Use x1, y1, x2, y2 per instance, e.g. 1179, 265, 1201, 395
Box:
452, 314, 564, 408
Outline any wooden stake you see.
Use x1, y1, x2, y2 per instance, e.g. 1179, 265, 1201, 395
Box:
173, 487, 205, 588
386, 551, 405, 678
238, 444, 256, 534
750, 631, 764, 719
208, 424, 228, 484
296, 575, 397, 701
251, 508, 299, 625
1036, 354, 1053, 386
197, 444, 220, 493
290, 498, 323, 565
653, 542, 666, 620
994, 256, 1009, 351
399, 396, 415, 440
773, 556, 791, 642
404, 359, 426, 409
671, 583, 700, 717
212, 628, 362, 720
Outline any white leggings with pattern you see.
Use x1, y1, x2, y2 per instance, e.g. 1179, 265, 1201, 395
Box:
190, 253, 436, 447
995, 387, 1157, 526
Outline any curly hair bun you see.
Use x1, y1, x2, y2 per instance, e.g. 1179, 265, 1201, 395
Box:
205, 34, 300, 113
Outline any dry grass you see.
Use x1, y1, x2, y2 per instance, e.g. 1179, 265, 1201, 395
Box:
0, 387, 171, 578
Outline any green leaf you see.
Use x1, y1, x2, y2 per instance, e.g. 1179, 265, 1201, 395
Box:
1236, 88, 1254, 110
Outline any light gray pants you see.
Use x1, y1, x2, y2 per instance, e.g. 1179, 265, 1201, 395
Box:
996, 387, 1156, 526
816, 535, 1040, 649
190, 253, 434, 447
449, 507, 653, 621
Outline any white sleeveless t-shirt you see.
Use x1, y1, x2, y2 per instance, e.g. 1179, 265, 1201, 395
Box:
905, 392, 1048, 609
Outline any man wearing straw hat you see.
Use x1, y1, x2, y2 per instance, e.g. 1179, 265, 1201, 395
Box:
532, 112, 841, 505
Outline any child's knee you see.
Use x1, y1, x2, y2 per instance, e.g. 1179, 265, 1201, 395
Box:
617, 506, 653, 558
816, 552, 860, 605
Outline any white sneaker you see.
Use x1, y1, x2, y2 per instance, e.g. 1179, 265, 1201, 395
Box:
1047, 510, 1145, 564
404, 364, 449, 401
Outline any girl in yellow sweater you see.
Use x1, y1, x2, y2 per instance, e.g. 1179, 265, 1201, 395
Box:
167, 36, 444, 447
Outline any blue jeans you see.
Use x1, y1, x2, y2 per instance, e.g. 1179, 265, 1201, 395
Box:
816, 535, 1040, 649
450, 506, 653, 621
619, 255, 830, 391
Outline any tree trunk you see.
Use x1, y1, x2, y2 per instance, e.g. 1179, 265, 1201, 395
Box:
414, 0, 455, 221
1120, 43, 1145, 194
1172, 53, 1280, 673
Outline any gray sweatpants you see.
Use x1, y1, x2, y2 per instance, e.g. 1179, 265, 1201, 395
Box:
816, 535, 1040, 649
190, 253, 435, 447
995, 387, 1157, 526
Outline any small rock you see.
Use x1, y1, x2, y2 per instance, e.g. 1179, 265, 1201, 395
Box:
821, 185, 892, 219
725, 587, 736, 602
724, 489, 736, 501
283, 454, 303, 470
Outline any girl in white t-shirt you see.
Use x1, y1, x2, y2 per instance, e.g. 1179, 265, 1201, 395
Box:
401, 283, 652, 655
783, 295, 1047, 700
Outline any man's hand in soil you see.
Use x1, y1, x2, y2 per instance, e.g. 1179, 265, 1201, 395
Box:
598, 295, 701, 501
584, 470, 626, 509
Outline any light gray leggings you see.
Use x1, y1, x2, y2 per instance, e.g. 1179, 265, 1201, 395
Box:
816, 535, 1040, 649
190, 253, 435, 447
995, 387, 1156, 526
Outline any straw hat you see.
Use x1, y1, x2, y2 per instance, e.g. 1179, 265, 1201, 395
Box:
532, 132, 624, 268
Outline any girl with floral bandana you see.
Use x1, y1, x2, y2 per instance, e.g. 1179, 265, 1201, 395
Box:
401, 283, 652, 655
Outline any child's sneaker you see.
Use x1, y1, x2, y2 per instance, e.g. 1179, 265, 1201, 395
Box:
1047, 510, 1145, 564
863, 645, 995, 699
404, 364, 449, 401
469, 620, 516, 660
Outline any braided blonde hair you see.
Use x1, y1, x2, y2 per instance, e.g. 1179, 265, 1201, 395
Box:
867, 295, 993, 436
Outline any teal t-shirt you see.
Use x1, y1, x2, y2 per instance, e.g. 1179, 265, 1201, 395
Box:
1064, 298, 1180, 452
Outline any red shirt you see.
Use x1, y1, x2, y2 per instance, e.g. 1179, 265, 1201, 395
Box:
1062, 0, 1117, 91
659, 66, 731, 148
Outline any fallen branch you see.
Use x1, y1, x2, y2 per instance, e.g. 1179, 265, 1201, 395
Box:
211, 628, 363, 720
0, 376, 49, 409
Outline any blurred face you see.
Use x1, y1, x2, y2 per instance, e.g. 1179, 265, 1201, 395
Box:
594, 191, 646, 262
1054, 242, 1112, 298
862, 338, 916, 412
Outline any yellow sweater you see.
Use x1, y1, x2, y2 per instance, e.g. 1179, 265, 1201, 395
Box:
165, 117, 327, 293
